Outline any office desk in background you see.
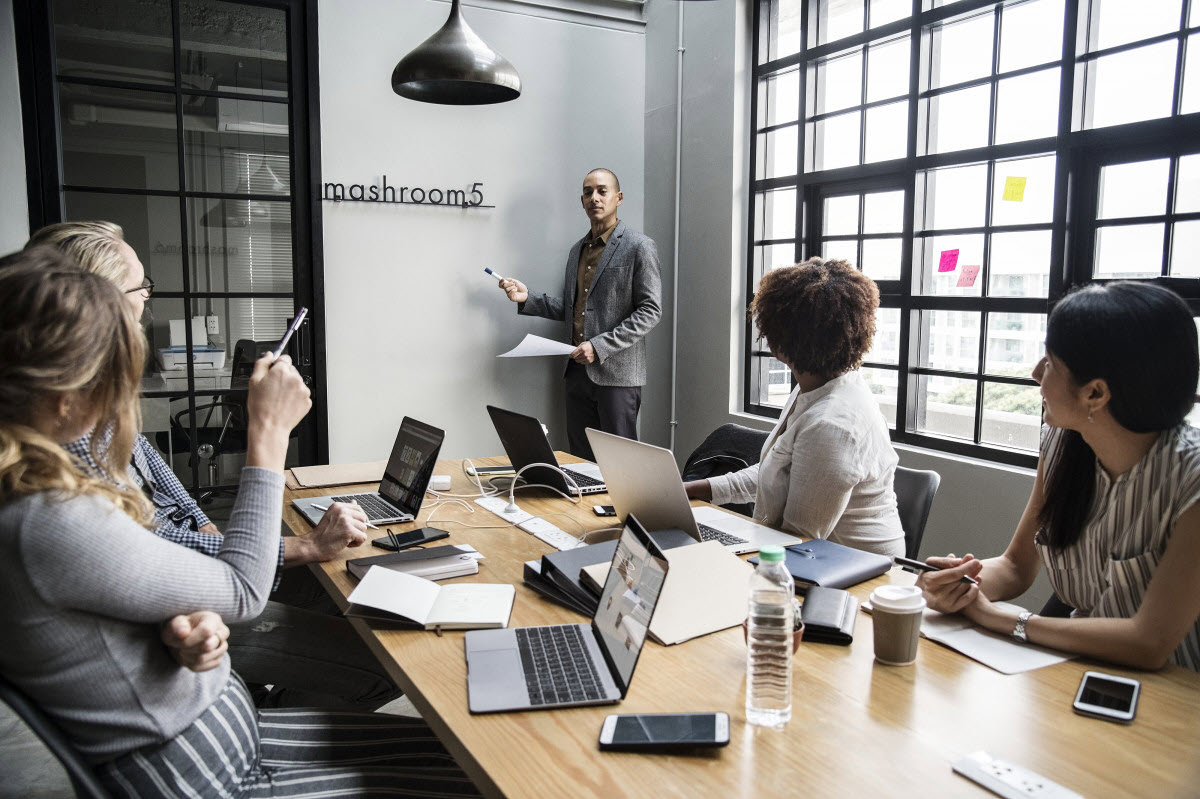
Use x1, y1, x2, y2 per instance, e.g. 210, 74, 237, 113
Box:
283, 455, 1200, 799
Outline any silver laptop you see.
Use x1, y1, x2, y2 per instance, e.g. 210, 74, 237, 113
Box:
292, 417, 444, 526
587, 428, 801, 555
486, 405, 606, 495
465, 514, 668, 714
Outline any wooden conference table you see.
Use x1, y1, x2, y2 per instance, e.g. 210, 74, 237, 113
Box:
283, 455, 1200, 798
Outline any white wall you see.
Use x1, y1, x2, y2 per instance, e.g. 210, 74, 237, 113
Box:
643, 0, 1052, 608
318, 0, 651, 462
0, 0, 29, 252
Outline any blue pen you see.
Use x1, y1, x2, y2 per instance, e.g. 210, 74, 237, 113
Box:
484, 267, 506, 281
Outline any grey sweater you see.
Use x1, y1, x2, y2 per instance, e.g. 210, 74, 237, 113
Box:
0, 467, 283, 762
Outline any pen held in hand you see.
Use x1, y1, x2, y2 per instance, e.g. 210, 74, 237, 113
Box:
311, 503, 378, 530
271, 307, 308, 362
484, 267, 506, 281
893, 556, 980, 586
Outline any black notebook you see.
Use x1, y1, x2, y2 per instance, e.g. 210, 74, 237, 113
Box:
750, 538, 892, 591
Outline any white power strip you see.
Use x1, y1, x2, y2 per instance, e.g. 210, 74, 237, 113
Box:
474, 497, 581, 551
953, 752, 1082, 799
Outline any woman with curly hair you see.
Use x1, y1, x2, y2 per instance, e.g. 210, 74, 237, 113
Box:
684, 257, 904, 557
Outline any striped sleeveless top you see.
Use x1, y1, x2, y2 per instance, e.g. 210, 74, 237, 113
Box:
1036, 424, 1200, 671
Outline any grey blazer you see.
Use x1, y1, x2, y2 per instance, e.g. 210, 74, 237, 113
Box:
519, 220, 662, 387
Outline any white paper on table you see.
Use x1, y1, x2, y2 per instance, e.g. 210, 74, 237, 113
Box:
919, 602, 1076, 674
497, 334, 576, 358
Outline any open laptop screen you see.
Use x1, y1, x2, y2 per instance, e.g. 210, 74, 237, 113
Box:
378, 418, 444, 517
592, 515, 669, 695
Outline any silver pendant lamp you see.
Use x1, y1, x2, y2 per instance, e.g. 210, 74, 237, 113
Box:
391, 0, 521, 105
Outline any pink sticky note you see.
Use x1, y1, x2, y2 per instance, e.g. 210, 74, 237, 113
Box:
956, 264, 981, 287
938, 249, 960, 272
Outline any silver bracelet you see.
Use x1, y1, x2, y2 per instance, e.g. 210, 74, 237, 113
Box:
1012, 610, 1032, 643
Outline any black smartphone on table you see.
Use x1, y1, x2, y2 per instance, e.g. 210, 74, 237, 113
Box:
598, 712, 730, 751
593, 504, 617, 517
371, 527, 450, 551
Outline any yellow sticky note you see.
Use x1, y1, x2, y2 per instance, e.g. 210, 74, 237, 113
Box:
1003, 176, 1027, 202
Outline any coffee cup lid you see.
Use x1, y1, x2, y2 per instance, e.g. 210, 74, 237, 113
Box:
870, 584, 926, 612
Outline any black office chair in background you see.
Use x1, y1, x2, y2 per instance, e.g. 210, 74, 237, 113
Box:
0, 674, 112, 799
893, 466, 941, 559
681, 423, 770, 517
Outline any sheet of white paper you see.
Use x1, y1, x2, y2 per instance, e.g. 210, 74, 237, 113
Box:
919, 602, 1075, 674
498, 334, 576, 358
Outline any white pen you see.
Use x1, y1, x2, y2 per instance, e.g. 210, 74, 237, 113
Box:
311, 503, 378, 530
484, 267, 506, 281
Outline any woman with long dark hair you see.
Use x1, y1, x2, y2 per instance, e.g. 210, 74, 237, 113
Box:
919, 281, 1200, 670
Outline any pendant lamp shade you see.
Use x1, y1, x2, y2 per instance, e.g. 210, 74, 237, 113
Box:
391, 0, 521, 105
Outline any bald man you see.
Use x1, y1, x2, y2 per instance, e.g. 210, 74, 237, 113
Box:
498, 169, 662, 459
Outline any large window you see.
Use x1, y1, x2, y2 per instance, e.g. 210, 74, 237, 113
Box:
748, 0, 1200, 466
17, 0, 327, 500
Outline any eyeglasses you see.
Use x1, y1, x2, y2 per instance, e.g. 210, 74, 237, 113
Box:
125, 277, 154, 297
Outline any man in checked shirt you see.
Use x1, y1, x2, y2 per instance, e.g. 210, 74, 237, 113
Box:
27, 221, 401, 711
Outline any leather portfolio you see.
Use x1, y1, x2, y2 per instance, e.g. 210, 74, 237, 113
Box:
751, 537, 892, 591
799, 586, 859, 646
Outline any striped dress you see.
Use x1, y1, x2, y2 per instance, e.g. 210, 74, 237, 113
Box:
1036, 424, 1200, 671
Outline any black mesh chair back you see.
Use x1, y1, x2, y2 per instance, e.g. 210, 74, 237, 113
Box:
0, 674, 112, 799
894, 466, 941, 559
682, 423, 771, 517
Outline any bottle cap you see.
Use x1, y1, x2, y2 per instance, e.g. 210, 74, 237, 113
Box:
758, 545, 785, 563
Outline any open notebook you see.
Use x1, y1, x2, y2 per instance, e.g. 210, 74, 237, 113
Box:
346, 566, 514, 631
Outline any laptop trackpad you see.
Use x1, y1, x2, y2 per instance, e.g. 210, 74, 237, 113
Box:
468, 648, 529, 712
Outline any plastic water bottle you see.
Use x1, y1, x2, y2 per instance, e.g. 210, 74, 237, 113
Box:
746, 545, 794, 727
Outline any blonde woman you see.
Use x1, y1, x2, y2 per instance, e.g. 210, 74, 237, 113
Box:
0, 248, 478, 797
27, 221, 399, 711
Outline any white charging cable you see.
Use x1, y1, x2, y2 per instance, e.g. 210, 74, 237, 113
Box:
506, 462, 581, 512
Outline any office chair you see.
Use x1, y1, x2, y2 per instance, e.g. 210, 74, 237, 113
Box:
0, 675, 112, 799
682, 423, 770, 517
893, 466, 941, 559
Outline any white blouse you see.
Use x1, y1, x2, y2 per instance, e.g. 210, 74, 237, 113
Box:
1037, 423, 1200, 671
707, 371, 904, 558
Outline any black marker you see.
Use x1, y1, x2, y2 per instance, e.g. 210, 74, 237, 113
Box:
894, 555, 980, 586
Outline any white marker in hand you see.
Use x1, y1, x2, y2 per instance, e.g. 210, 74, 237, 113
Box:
484, 267, 506, 281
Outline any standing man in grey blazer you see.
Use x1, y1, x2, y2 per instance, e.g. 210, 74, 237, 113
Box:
499, 168, 662, 460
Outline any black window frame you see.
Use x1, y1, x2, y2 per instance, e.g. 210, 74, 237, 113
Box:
13, 0, 329, 495
746, 0, 1200, 469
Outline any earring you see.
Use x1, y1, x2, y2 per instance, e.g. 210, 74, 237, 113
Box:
1087, 410, 1094, 423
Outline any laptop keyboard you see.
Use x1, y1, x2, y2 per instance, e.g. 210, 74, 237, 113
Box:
330, 493, 405, 521
564, 470, 604, 488
697, 523, 749, 547
516, 625, 606, 706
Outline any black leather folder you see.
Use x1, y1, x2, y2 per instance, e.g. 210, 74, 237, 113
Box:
799, 586, 859, 646
751, 538, 892, 591
522, 560, 594, 616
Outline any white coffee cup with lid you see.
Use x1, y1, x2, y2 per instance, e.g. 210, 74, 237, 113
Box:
870, 585, 926, 666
